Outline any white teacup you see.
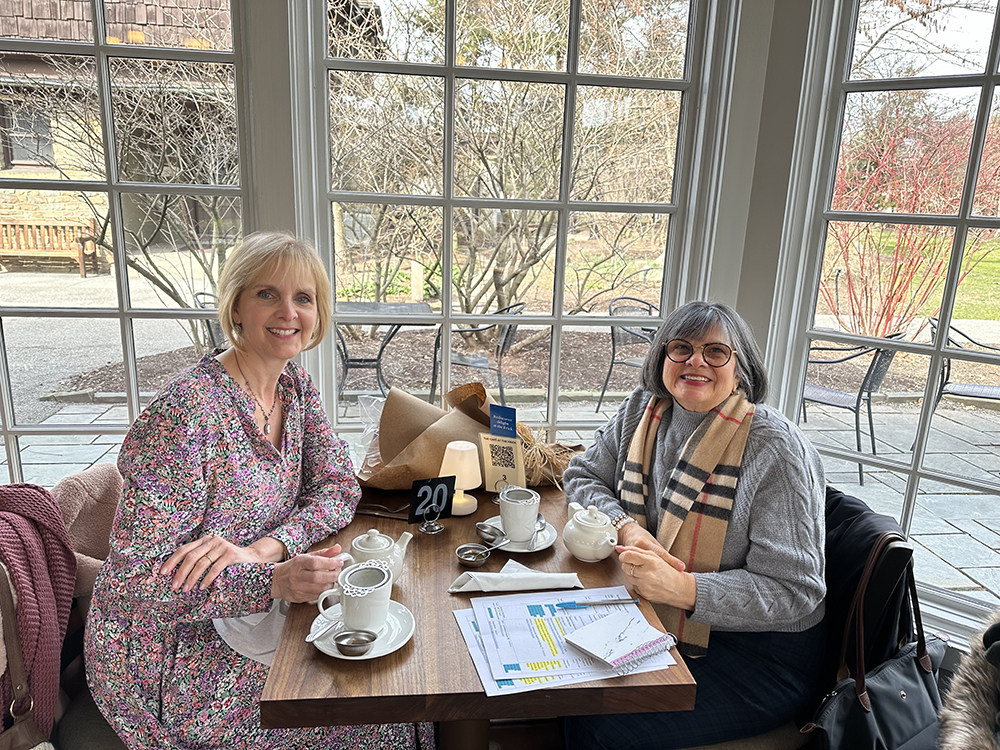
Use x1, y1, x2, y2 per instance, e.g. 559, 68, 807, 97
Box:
498, 486, 541, 543
318, 560, 392, 634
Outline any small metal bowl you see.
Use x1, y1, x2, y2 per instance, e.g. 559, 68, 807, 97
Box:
333, 630, 377, 656
456, 543, 491, 568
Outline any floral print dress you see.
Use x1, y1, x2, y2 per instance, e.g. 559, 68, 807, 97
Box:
85, 353, 433, 750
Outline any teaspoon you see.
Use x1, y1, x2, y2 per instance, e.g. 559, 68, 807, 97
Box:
475, 522, 505, 544
528, 513, 546, 550
472, 536, 512, 558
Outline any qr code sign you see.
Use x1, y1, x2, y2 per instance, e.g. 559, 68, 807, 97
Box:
488, 441, 516, 469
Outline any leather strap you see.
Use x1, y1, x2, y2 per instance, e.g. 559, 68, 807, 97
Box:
835, 530, 931, 711
0, 568, 32, 716
835, 531, 900, 681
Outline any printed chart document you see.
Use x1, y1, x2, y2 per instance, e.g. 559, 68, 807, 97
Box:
454, 609, 599, 696
466, 586, 675, 684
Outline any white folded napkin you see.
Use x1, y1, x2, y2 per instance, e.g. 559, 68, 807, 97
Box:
448, 559, 583, 593
213, 598, 290, 666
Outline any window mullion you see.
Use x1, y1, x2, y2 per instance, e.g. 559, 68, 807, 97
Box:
0, 320, 19, 482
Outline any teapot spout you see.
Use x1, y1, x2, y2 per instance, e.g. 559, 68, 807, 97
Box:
396, 531, 414, 555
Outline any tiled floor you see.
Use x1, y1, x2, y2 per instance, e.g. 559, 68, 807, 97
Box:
6, 395, 1000, 606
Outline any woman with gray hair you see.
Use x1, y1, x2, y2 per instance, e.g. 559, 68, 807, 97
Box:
563, 300, 825, 750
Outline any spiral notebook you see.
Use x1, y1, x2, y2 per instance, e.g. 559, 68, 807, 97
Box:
564, 611, 677, 675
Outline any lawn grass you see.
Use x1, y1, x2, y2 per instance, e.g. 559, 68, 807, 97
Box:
832, 224, 1000, 322
953, 251, 1000, 320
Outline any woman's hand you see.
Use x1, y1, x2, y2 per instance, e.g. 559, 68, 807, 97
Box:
617, 524, 685, 572
617, 544, 697, 610
271, 546, 347, 603
160, 535, 267, 592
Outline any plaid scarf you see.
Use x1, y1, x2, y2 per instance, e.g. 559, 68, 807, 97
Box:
618, 392, 754, 657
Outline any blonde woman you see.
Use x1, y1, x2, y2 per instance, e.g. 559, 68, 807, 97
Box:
86, 232, 433, 749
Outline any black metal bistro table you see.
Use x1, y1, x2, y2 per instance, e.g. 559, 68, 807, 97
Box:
334, 301, 434, 395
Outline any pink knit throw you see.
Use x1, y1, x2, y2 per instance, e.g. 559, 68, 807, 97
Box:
0, 483, 77, 738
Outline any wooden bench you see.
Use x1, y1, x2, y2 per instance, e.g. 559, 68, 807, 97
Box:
0, 219, 109, 277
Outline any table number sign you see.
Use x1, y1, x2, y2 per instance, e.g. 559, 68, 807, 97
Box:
408, 475, 455, 525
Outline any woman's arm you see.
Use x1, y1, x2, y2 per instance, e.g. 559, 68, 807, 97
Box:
105, 388, 278, 622
688, 419, 826, 631
564, 398, 630, 517
264, 368, 360, 557
565, 392, 673, 558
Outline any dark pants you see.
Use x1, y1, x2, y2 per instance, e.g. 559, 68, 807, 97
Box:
563, 621, 827, 750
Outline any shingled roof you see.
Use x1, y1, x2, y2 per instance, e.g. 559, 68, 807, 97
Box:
0, 0, 232, 50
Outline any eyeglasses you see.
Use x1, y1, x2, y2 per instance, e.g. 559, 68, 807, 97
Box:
665, 339, 736, 368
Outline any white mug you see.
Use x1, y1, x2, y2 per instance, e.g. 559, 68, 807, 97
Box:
498, 486, 540, 543
318, 560, 392, 634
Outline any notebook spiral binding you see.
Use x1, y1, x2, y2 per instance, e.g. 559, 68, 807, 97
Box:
610, 632, 678, 675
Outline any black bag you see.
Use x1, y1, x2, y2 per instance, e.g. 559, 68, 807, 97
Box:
803, 531, 947, 750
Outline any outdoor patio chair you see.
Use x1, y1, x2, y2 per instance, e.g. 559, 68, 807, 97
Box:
800, 335, 902, 485
928, 317, 1000, 415
193, 292, 225, 350
334, 326, 351, 395
595, 296, 659, 412
429, 302, 525, 406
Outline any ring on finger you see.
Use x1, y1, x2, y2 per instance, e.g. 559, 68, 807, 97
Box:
629, 563, 636, 576
204, 554, 216, 564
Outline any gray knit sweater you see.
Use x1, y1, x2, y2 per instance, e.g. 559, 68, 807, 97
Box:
564, 389, 826, 633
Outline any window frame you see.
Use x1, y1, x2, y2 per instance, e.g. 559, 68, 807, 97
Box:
0, 101, 56, 169
0, 0, 249, 482
772, 0, 1000, 648
290, 0, 759, 440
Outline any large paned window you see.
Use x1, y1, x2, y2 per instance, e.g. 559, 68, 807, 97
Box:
789, 0, 1000, 619
0, 1, 243, 485
309, 0, 701, 443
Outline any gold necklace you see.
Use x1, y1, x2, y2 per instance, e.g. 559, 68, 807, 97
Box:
234, 353, 279, 436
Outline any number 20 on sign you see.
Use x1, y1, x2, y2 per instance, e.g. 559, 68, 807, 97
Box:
408, 475, 456, 525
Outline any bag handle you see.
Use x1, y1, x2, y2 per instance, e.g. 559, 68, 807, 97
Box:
835, 531, 901, 681
838, 531, 932, 711
0, 568, 34, 721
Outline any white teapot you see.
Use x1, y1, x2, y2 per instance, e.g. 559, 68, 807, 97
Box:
563, 502, 617, 562
349, 529, 413, 582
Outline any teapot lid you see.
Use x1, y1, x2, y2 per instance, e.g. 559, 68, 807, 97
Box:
575, 505, 611, 528
354, 529, 392, 552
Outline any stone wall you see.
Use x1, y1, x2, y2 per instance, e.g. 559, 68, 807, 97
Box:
0, 184, 107, 226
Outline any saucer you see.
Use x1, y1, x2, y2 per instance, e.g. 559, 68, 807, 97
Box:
483, 515, 556, 553
309, 601, 415, 660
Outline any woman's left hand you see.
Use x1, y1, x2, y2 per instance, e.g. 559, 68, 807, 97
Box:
160, 536, 263, 592
616, 544, 697, 610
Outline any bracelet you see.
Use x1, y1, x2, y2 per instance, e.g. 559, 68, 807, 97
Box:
612, 513, 634, 531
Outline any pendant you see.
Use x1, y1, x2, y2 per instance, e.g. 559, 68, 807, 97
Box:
264, 422, 271, 436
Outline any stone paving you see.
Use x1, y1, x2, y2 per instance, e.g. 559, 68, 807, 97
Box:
796, 399, 1000, 607
5, 394, 999, 606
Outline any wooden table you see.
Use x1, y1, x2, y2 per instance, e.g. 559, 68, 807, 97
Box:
261, 486, 696, 747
